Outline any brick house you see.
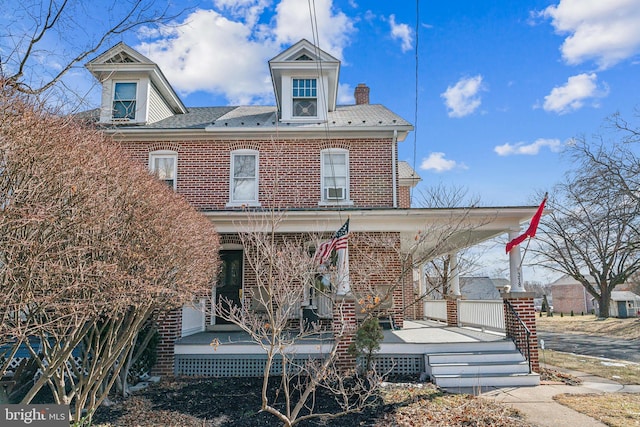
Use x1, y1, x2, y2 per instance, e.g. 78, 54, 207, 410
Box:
85, 40, 541, 383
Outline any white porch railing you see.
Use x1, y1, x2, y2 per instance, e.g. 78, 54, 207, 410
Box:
423, 300, 447, 322
458, 300, 504, 331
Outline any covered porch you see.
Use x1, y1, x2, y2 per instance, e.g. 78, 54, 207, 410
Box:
174, 319, 539, 389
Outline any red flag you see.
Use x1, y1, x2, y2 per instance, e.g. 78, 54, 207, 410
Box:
506, 195, 547, 254
315, 219, 349, 264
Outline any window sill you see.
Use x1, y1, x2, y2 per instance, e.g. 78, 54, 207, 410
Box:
226, 202, 262, 208
318, 200, 354, 207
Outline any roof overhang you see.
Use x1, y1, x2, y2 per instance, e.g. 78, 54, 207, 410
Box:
203, 207, 539, 260
101, 126, 414, 141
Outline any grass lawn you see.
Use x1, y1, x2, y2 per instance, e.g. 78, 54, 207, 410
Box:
537, 314, 640, 339
554, 393, 640, 427
540, 349, 640, 384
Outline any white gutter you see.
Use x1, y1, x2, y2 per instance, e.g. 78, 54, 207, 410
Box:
392, 129, 398, 208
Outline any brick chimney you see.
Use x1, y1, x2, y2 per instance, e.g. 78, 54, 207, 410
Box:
354, 83, 370, 105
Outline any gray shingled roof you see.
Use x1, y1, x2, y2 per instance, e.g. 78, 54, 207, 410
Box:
125, 104, 411, 130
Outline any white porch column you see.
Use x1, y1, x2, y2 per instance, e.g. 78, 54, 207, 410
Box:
336, 245, 350, 295
508, 229, 525, 292
449, 252, 461, 296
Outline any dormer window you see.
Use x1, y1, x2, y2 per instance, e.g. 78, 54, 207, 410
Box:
113, 82, 137, 120
292, 78, 317, 117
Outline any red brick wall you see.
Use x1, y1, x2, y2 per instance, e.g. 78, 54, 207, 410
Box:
551, 284, 594, 314
398, 186, 412, 208
333, 297, 357, 371
153, 308, 182, 376
503, 294, 539, 373
119, 138, 397, 210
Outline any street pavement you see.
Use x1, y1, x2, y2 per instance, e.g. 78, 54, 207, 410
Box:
537, 331, 640, 363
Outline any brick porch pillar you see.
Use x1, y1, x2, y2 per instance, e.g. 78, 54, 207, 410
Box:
332, 295, 358, 371
503, 292, 539, 373
446, 297, 459, 327
153, 308, 182, 376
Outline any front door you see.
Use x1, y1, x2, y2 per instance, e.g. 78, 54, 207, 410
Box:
617, 300, 628, 318
216, 250, 243, 325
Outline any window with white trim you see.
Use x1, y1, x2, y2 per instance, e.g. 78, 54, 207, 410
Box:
292, 78, 317, 117
113, 82, 137, 120
321, 149, 349, 203
149, 151, 177, 190
230, 150, 259, 205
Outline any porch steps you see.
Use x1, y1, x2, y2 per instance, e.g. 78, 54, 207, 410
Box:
425, 341, 539, 391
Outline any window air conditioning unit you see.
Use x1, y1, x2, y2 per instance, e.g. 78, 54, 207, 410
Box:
325, 187, 346, 200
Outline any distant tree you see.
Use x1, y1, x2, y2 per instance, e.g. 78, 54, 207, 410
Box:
0, 0, 184, 105
0, 81, 219, 423
534, 125, 640, 318
415, 183, 484, 299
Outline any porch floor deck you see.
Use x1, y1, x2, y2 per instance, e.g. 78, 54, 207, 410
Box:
176, 320, 506, 349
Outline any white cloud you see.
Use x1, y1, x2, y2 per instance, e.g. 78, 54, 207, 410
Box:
420, 152, 467, 173
389, 14, 413, 52
337, 83, 354, 104
441, 75, 485, 118
274, 0, 354, 60
134, 1, 355, 104
541, 0, 640, 69
136, 9, 277, 105
494, 138, 563, 156
542, 73, 608, 114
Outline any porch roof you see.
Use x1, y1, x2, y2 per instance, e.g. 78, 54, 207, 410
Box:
203, 206, 539, 259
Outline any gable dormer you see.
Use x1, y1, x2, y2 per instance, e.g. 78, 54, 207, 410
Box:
269, 39, 340, 123
86, 42, 186, 125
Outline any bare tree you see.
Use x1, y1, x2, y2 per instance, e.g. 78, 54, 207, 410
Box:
533, 134, 640, 318
0, 81, 219, 423
0, 0, 185, 105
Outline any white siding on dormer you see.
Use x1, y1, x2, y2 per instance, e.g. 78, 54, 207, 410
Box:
148, 83, 174, 124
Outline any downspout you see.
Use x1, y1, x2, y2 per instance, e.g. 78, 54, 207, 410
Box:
392, 129, 398, 208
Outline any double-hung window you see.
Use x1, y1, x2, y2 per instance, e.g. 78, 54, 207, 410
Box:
230, 150, 259, 205
149, 151, 177, 190
321, 149, 349, 203
292, 78, 317, 117
113, 82, 137, 120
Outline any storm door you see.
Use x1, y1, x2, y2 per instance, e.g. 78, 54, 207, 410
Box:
216, 250, 243, 325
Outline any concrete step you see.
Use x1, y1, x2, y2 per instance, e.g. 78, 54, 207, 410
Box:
429, 360, 530, 376
433, 372, 540, 389
427, 350, 524, 365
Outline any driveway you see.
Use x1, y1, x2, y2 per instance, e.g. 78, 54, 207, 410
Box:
538, 331, 640, 363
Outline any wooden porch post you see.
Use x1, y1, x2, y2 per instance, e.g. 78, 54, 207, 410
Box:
508, 228, 526, 292
446, 252, 461, 327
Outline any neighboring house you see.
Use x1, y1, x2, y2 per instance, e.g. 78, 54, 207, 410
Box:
594, 290, 640, 318
550, 275, 595, 314
459, 277, 502, 300
551, 275, 640, 317
84, 40, 540, 376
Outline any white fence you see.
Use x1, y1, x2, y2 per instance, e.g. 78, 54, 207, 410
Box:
423, 300, 447, 322
458, 300, 504, 331
423, 299, 505, 331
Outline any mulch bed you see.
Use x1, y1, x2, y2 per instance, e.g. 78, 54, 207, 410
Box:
92, 374, 536, 426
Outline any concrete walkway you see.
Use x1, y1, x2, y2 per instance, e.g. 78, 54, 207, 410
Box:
481, 365, 640, 427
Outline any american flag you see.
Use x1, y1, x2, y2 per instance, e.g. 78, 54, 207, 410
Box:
315, 219, 349, 265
